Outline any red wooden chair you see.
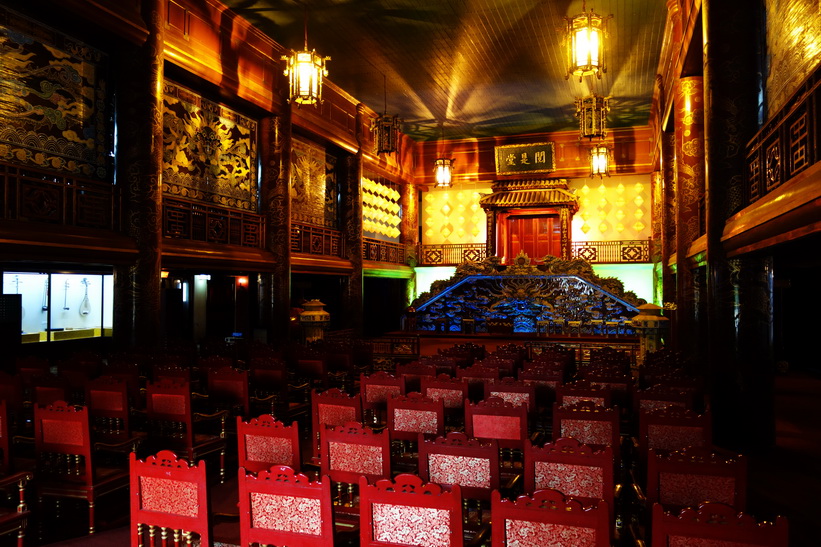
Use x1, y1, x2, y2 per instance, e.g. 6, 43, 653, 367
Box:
552, 401, 621, 470
294, 348, 329, 389
207, 365, 251, 418
455, 364, 500, 402
29, 375, 71, 407
129, 450, 211, 547
651, 502, 788, 547
644, 446, 747, 512
311, 388, 363, 462
465, 396, 529, 451
0, 400, 15, 475
0, 373, 24, 436
517, 365, 564, 403
438, 343, 485, 367
144, 378, 228, 482
556, 379, 614, 408
249, 356, 296, 418
484, 377, 536, 413
387, 392, 445, 472
421, 374, 469, 430
320, 421, 391, 516
418, 355, 457, 377
360, 372, 406, 427
85, 375, 137, 444
359, 474, 464, 547
637, 406, 712, 463
473, 356, 516, 377
0, 466, 33, 547
491, 489, 611, 547
150, 362, 191, 384
34, 401, 130, 536
490, 343, 527, 368
581, 367, 634, 411
14, 355, 51, 387
236, 415, 301, 473
524, 437, 616, 528
238, 465, 334, 547
395, 361, 437, 393
387, 392, 445, 443
418, 432, 500, 503
98, 358, 143, 410
633, 384, 696, 415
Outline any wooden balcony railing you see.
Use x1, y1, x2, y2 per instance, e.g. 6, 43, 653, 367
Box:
571, 240, 652, 264
163, 197, 264, 247
0, 162, 119, 230
418, 241, 651, 265
746, 64, 820, 209
362, 237, 407, 264
419, 243, 487, 265
290, 222, 344, 257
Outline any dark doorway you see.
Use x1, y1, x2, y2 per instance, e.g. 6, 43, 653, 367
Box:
363, 277, 407, 336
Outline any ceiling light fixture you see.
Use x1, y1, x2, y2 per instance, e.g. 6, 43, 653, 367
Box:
434, 123, 454, 188
565, 2, 610, 81
282, 11, 329, 106
590, 144, 611, 178
575, 94, 610, 140
373, 74, 401, 154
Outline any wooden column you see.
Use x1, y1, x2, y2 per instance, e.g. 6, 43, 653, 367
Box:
673, 76, 704, 363
113, 0, 165, 349
260, 113, 292, 345
341, 105, 366, 334
400, 182, 418, 305
703, 0, 772, 449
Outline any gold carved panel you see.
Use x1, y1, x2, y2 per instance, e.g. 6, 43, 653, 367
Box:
290, 136, 338, 228
162, 82, 258, 211
0, 7, 110, 179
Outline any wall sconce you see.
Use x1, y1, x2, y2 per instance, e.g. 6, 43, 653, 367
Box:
434, 157, 454, 188
575, 94, 610, 139
565, 2, 610, 81
283, 12, 330, 105
590, 144, 611, 178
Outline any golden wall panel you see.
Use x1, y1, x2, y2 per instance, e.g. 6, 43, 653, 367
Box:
290, 136, 339, 228
162, 82, 258, 211
569, 174, 652, 242
421, 184, 491, 245
766, 0, 821, 116
0, 6, 110, 179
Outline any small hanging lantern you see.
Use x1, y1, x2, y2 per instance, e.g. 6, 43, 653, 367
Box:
575, 94, 610, 139
434, 157, 454, 188
283, 13, 330, 106
590, 144, 611, 178
373, 76, 401, 154
565, 2, 610, 81
374, 114, 402, 154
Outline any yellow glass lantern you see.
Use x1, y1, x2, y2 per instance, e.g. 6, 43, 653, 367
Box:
565, 3, 610, 81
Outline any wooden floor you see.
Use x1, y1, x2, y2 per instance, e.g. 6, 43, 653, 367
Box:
19, 339, 821, 547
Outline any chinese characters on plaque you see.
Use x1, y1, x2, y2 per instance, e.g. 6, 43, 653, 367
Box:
494, 142, 556, 175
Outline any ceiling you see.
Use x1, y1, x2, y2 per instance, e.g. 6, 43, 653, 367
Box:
223, 0, 667, 142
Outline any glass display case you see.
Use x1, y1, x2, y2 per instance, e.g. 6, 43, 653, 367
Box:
2, 272, 113, 343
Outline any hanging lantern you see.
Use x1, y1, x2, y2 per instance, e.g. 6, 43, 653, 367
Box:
565, 2, 610, 81
283, 14, 329, 105
434, 157, 454, 188
373, 75, 402, 154
575, 94, 610, 139
590, 144, 611, 178
374, 113, 401, 154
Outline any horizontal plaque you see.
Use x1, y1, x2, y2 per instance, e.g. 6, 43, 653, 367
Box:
495, 142, 555, 175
